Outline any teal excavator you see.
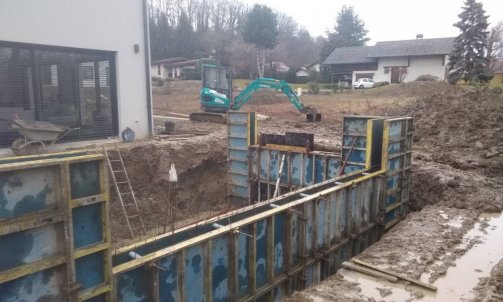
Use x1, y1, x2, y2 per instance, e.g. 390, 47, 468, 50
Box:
189, 64, 321, 123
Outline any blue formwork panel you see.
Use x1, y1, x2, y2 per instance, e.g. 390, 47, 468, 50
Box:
76, 251, 105, 290
185, 244, 205, 301
316, 199, 326, 249
73, 202, 103, 248
0, 152, 111, 302
274, 213, 285, 276
116, 267, 147, 302
305, 202, 314, 256
0, 223, 63, 271
70, 161, 100, 199
0, 166, 58, 219
256, 219, 268, 288
228, 112, 256, 203
212, 235, 229, 302
238, 226, 250, 297
0, 266, 65, 301
159, 254, 178, 302
290, 210, 300, 267
383, 118, 413, 229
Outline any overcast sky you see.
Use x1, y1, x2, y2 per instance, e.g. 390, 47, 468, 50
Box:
241, 0, 503, 44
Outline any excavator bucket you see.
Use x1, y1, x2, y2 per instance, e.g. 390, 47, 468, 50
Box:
189, 112, 227, 124
306, 113, 322, 122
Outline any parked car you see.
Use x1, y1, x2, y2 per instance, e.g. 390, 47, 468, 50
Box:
352, 78, 375, 89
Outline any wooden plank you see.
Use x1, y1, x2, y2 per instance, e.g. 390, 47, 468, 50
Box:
341, 262, 398, 282
352, 259, 437, 291
0, 209, 65, 236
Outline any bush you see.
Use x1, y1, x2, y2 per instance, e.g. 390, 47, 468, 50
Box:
308, 82, 320, 94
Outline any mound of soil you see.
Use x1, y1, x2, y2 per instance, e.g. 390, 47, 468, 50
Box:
399, 87, 503, 212
406, 87, 503, 175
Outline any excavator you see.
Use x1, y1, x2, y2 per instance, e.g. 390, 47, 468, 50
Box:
189, 64, 321, 123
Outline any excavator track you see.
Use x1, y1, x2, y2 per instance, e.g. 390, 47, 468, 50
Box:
189, 112, 227, 124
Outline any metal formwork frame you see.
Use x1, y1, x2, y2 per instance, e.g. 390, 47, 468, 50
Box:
0, 152, 112, 302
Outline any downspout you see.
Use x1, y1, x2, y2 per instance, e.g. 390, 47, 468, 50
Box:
142, 0, 154, 137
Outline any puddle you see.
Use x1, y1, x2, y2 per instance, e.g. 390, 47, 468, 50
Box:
341, 212, 503, 301
422, 212, 503, 301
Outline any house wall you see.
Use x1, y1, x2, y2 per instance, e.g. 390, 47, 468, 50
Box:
0, 0, 152, 139
373, 55, 447, 83
296, 70, 309, 77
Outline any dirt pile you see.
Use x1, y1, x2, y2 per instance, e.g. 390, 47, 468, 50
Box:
393, 87, 503, 212
406, 88, 503, 177
107, 134, 228, 243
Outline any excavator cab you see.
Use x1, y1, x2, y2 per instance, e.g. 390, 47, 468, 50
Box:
200, 64, 233, 112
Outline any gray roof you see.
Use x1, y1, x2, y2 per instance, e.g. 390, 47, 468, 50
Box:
367, 37, 455, 57
323, 46, 377, 65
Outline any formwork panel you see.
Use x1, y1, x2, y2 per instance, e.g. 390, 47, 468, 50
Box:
0, 266, 65, 301
70, 161, 100, 199
116, 267, 147, 302
0, 223, 63, 271
237, 226, 250, 297
212, 235, 229, 302
0, 166, 59, 219
274, 213, 285, 275
256, 219, 268, 288
159, 254, 178, 302
0, 152, 111, 302
184, 244, 205, 302
76, 251, 105, 290
73, 203, 103, 248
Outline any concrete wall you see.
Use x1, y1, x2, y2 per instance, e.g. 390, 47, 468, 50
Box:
372, 55, 448, 83
0, 0, 152, 139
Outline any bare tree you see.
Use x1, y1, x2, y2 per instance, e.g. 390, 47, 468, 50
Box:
488, 21, 503, 71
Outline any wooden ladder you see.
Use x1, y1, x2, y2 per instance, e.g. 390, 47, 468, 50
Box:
103, 144, 146, 239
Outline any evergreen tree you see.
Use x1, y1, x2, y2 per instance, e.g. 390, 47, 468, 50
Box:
242, 4, 279, 77
320, 6, 369, 60
448, 0, 492, 84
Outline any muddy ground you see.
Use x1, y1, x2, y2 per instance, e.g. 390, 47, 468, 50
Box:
100, 80, 503, 299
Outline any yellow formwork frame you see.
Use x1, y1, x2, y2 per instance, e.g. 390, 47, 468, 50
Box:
0, 152, 112, 302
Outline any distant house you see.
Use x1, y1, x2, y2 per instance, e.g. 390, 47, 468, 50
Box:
306, 62, 320, 72
322, 37, 455, 84
295, 67, 309, 82
151, 57, 220, 80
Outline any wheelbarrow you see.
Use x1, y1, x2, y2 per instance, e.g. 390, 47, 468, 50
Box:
7, 119, 77, 156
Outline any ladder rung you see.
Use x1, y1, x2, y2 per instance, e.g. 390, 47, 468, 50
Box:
116, 181, 129, 184
109, 159, 122, 162
127, 214, 140, 219
112, 170, 125, 173
120, 191, 132, 195
124, 203, 137, 207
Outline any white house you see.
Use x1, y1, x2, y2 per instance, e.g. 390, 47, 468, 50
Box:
151, 57, 188, 79
322, 37, 454, 84
0, 0, 153, 147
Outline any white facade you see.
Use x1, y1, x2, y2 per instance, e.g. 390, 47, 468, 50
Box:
296, 69, 309, 78
0, 0, 152, 139
369, 55, 448, 83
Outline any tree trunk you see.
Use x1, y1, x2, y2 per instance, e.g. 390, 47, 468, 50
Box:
261, 48, 265, 78
256, 48, 263, 78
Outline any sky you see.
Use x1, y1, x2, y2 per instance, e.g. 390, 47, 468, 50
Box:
241, 0, 503, 44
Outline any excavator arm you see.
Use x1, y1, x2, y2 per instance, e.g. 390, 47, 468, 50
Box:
230, 78, 320, 121
231, 78, 305, 112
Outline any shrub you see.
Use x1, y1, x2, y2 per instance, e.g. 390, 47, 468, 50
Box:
308, 82, 320, 94
415, 74, 440, 82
